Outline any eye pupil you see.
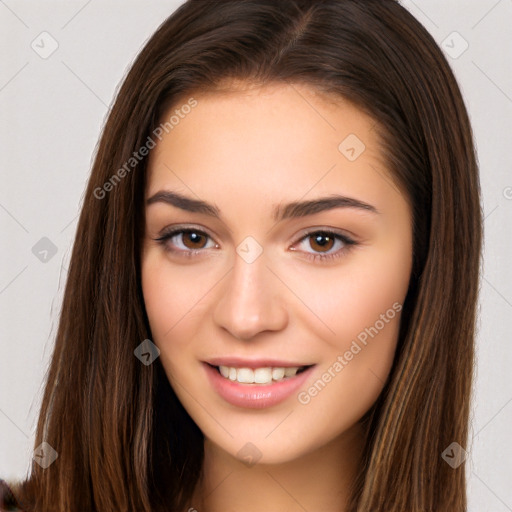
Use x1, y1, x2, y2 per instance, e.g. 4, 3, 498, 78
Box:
183, 231, 207, 249
310, 233, 334, 252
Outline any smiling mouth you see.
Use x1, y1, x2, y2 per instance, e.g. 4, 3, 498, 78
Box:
207, 363, 313, 385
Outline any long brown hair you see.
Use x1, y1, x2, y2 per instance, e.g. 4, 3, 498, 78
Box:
3, 0, 482, 510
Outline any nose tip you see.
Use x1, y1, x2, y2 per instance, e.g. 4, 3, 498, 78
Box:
228, 315, 271, 341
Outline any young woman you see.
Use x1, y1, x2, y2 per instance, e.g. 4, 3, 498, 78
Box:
1, 0, 482, 510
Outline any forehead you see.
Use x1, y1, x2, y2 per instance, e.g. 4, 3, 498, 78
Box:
145, 83, 401, 215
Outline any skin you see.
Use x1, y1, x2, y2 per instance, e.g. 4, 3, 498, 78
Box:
141, 82, 413, 512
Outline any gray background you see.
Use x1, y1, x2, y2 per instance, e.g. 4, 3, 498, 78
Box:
0, 1, 511, 510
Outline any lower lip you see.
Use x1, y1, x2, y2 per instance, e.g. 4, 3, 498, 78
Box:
203, 362, 315, 409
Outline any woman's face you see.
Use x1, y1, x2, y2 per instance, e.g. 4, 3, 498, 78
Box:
141, 83, 412, 464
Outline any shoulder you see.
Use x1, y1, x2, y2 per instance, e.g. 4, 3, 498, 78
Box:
0, 478, 24, 511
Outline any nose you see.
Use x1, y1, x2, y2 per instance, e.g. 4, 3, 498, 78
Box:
212, 250, 289, 340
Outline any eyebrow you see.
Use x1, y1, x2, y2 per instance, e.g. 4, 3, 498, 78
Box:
146, 190, 379, 221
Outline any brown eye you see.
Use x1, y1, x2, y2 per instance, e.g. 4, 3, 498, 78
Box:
181, 230, 208, 249
292, 229, 356, 262
308, 233, 335, 253
155, 227, 216, 255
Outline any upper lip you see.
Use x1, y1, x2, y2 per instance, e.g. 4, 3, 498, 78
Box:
204, 357, 314, 369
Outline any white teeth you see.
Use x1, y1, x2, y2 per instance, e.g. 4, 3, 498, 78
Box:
254, 368, 272, 383
217, 365, 303, 384
272, 367, 285, 380
237, 368, 254, 383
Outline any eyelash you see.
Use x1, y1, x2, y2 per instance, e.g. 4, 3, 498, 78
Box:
154, 226, 357, 263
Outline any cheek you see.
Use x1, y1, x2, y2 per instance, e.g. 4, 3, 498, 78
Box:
339, 251, 409, 344
285, 247, 410, 352
141, 254, 210, 338
141, 258, 192, 389
141, 255, 196, 365
294, 278, 406, 435
141, 253, 221, 386
289, 245, 410, 405
142, 258, 177, 336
